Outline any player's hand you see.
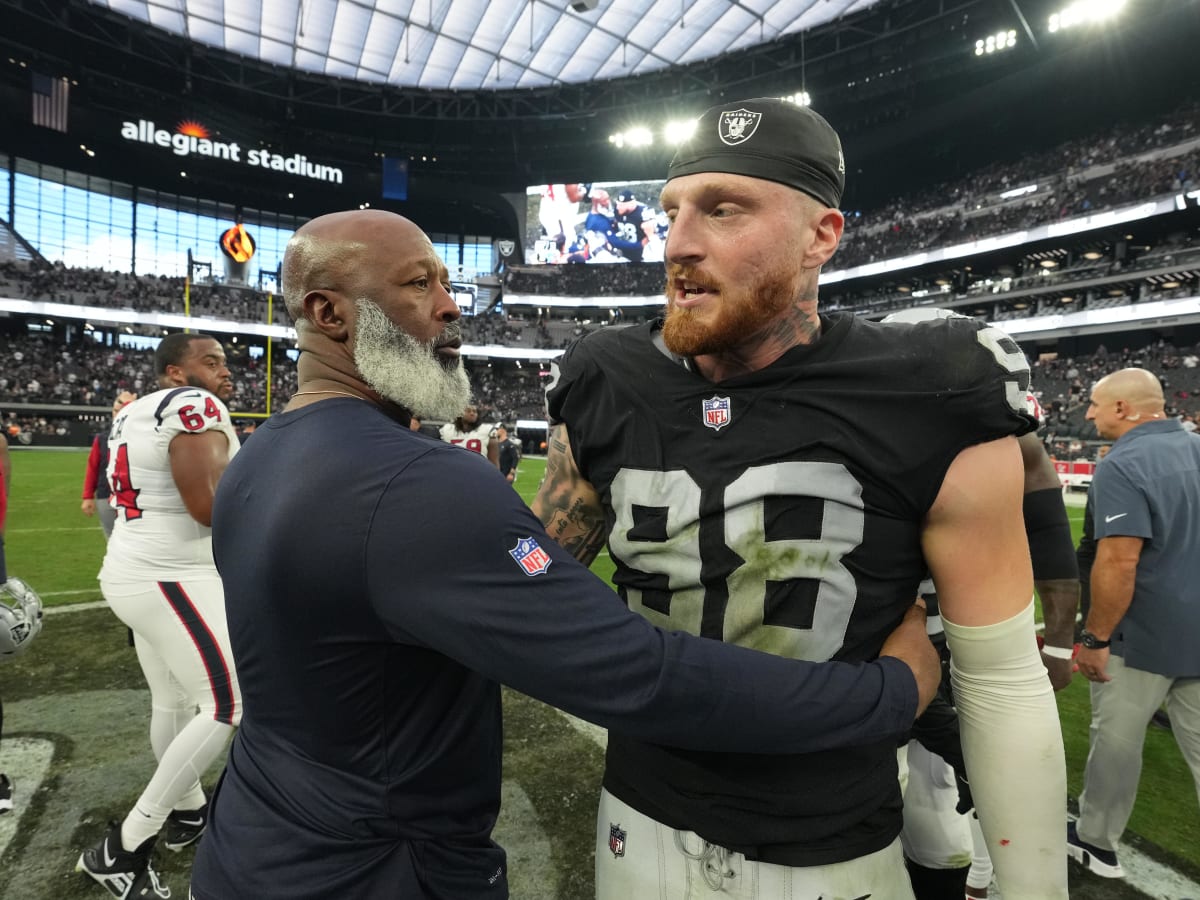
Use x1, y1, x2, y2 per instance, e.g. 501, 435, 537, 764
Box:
1075, 645, 1112, 683
879, 600, 941, 717
81, 498, 96, 517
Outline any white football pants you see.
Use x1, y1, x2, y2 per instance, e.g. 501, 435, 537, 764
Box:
900, 740, 993, 891
595, 787, 917, 899
101, 573, 241, 848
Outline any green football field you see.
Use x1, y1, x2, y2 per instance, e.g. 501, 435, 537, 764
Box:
0, 449, 1196, 899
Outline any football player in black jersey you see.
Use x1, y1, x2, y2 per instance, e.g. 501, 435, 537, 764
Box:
190, 209, 941, 900
608, 190, 656, 262
534, 99, 1068, 899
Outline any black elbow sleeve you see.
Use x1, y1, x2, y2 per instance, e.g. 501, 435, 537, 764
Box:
1024, 487, 1079, 581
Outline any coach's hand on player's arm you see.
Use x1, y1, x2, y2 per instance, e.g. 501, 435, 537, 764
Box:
878, 599, 941, 717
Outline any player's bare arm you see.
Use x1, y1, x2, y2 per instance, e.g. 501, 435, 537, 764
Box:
170, 431, 234, 527
922, 435, 1069, 897
924, 436, 1032, 626
1018, 431, 1081, 688
486, 437, 500, 469
1037, 577, 1080, 690
532, 424, 607, 566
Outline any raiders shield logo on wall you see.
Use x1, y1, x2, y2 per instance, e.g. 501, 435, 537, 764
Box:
496, 239, 515, 257
609, 823, 626, 858
718, 109, 762, 145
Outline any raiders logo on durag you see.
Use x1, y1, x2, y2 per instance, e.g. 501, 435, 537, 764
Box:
718, 109, 763, 145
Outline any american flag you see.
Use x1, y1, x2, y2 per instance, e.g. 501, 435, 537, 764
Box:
32, 73, 69, 133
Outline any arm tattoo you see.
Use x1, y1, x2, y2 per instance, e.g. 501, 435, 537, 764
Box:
533, 425, 608, 567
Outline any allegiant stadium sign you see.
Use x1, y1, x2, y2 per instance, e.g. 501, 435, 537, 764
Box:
120, 119, 344, 184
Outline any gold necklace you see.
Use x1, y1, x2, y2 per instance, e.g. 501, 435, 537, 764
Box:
291, 390, 366, 400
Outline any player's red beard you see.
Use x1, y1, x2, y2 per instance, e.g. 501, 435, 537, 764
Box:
661, 260, 802, 357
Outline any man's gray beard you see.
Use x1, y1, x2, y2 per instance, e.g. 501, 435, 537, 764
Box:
353, 297, 471, 419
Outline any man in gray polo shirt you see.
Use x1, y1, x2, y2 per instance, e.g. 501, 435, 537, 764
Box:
1070, 367, 1200, 879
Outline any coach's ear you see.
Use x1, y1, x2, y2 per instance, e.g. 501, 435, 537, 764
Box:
303, 289, 352, 342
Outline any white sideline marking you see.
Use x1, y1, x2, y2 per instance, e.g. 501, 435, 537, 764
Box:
42, 599, 108, 614
0, 737, 56, 859
1067, 817, 1200, 899
6, 526, 97, 533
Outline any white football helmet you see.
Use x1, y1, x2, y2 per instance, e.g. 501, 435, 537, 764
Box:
0, 577, 44, 658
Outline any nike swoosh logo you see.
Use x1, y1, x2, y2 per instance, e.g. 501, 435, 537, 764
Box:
175, 816, 204, 826
102, 838, 117, 868
1106, 513, 1128, 523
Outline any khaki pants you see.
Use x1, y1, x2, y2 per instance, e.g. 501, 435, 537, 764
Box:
1077, 654, 1200, 851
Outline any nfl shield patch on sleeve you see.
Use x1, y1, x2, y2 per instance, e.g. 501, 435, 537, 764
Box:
509, 537, 552, 576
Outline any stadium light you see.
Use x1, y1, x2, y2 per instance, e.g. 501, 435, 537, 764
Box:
662, 119, 698, 145
780, 91, 812, 107
1048, 0, 1125, 33
608, 127, 654, 149
976, 29, 1018, 55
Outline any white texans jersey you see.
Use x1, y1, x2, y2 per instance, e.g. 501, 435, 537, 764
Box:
439, 421, 493, 457
100, 386, 239, 580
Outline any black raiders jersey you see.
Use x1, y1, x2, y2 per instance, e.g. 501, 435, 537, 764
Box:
545, 311, 1036, 865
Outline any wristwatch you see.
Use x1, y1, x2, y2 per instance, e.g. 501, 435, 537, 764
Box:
1079, 629, 1112, 650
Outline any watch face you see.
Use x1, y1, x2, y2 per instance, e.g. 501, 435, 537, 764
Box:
1081, 631, 1109, 649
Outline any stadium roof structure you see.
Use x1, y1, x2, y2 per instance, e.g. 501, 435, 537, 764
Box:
83, 0, 885, 91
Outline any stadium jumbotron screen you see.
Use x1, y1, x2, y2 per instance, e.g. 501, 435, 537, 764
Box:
525, 180, 667, 265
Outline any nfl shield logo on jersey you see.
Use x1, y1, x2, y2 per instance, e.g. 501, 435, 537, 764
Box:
718, 109, 762, 145
509, 537, 552, 576
609, 823, 626, 858
702, 396, 732, 431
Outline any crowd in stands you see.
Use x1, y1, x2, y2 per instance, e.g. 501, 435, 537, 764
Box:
6, 324, 1200, 457
0, 333, 289, 413
505, 261, 664, 297
4, 103, 1197, 356
1034, 339, 1200, 459
0, 331, 549, 440
837, 145, 1199, 270
504, 98, 1199, 296
825, 235, 1200, 319
0, 261, 289, 326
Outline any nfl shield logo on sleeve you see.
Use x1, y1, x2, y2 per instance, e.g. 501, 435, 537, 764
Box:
609, 823, 626, 858
702, 396, 731, 431
509, 537, 552, 576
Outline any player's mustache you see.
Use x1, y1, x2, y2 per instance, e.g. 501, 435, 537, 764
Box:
665, 266, 720, 293
433, 323, 462, 349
